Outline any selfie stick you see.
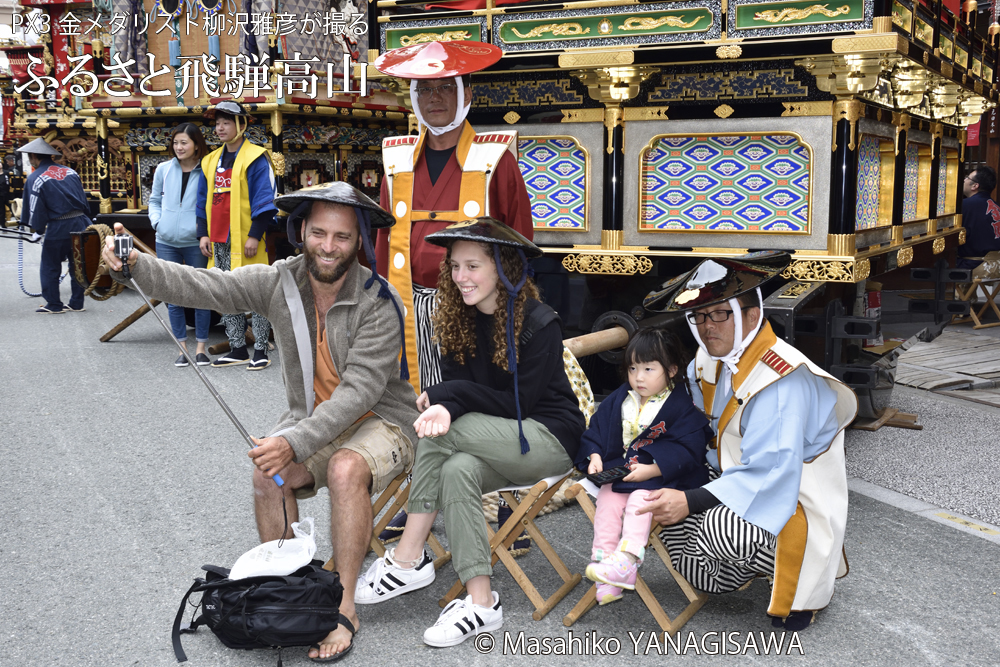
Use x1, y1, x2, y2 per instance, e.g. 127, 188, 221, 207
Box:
116, 242, 284, 487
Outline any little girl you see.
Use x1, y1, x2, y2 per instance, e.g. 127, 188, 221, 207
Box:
575, 328, 713, 605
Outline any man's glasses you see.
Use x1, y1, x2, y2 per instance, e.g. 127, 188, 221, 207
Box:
686, 310, 734, 325
414, 83, 459, 100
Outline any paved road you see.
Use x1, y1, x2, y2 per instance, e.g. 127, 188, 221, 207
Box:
2, 241, 999, 666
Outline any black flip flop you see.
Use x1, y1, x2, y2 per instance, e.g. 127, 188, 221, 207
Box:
309, 614, 357, 663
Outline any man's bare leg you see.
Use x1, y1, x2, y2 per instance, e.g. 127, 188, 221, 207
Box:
309, 449, 371, 660
252, 462, 313, 542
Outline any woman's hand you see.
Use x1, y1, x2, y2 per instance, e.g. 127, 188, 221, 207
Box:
416, 391, 431, 413
623, 462, 661, 483
414, 404, 451, 438
199, 236, 212, 258
587, 454, 603, 475
244, 236, 260, 258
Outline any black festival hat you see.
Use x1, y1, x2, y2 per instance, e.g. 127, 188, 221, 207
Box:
424, 217, 542, 258
276, 181, 395, 240
643, 251, 791, 313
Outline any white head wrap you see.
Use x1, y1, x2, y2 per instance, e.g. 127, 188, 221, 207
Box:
686, 287, 764, 396
410, 76, 470, 136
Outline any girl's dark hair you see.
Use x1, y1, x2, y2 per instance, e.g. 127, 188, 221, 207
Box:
167, 122, 209, 162
623, 327, 688, 391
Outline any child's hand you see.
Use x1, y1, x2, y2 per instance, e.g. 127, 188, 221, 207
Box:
587, 454, 603, 475
623, 462, 661, 483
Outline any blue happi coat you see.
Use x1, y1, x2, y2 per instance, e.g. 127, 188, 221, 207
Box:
24, 158, 90, 240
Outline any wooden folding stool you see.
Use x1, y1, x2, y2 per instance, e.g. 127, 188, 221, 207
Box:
437, 347, 597, 620
438, 470, 582, 621
954, 251, 1000, 329
324, 471, 451, 572
954, 278, 1000, 328
562, 480, 708, 637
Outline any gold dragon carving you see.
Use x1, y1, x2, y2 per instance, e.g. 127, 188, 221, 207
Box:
618, 15, 704, 31
511, 23, 590, 38
561, 254, 653, 275
754, 4, 851, 22
399, 31, 472, 46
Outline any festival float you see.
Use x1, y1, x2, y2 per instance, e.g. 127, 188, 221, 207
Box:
3, 0, 996, 418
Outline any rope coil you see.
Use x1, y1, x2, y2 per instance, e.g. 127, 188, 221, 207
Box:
73, 223, 125, 301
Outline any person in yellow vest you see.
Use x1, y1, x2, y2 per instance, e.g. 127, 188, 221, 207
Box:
639, 252, 858, 631
196, 100, 277, 370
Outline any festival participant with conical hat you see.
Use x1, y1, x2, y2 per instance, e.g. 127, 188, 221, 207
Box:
373, 40, 535, 546
197, 100, 278, 370
638, 252, 858, 631
373, 41, 533, 393
355, 217, 585, 648
18, 137, 90, 314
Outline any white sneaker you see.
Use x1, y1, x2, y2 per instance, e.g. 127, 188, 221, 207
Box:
422, 592, 503, 648
354, 548, 435, 604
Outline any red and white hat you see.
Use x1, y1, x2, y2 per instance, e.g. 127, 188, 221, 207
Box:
373, 41, 502, 79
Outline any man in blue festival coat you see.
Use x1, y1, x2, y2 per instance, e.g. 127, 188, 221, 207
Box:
639, 252, 858, 632
19, 138, 90, 314
957, 166, 1000, 270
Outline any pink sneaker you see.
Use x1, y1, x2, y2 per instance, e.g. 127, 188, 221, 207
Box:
596, 583, 623, 605
585, 551, 638, 590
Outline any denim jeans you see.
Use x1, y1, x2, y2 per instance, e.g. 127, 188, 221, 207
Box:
156, 241, 210, 342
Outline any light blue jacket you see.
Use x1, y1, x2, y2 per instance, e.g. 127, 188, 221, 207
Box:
149, 158, 207, 247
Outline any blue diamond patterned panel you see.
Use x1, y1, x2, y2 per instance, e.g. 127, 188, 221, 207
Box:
855, 134, 881, 231
640, 134, 811, 233
902, 143, 920, 222
937, 158, 948, 216
519, 137, 588, 230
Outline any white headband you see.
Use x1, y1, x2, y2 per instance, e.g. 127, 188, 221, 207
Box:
410, 76, 470, 136
686, 287, 764, 393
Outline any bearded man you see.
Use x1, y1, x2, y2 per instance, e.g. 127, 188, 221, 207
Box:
103, 182, 419, 662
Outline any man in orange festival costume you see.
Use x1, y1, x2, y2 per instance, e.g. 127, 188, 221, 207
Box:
640, 252, 858, 631
373, 40, 533, 393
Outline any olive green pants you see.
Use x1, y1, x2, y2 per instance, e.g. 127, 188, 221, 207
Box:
407, 413, 573, 583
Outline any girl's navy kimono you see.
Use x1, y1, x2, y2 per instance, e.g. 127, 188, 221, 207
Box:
574, 382, 713, 493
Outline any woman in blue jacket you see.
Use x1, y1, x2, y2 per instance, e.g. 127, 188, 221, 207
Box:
149, 123, 211, 366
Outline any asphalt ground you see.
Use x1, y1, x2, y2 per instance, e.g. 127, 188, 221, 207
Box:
3, 240, 1000, 666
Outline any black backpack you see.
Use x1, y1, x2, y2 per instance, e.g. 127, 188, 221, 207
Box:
172, 560, 342, 663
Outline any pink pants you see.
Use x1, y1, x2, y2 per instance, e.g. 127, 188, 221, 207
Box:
592, 485, 654, 562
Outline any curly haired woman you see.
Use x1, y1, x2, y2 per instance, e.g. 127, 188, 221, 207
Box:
352, 218, 585, 649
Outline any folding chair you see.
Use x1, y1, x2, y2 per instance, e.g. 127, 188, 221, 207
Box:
954, 251, 1000, 329
437, 347, 596, 621
324, 471, 451, 573
561, 479, 708, 637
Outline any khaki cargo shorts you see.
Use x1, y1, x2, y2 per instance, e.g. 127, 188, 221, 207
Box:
294, 417, 413, 499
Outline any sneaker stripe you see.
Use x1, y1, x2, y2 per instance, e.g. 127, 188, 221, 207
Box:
473, 613, 483, 627
384, 573, 406, 587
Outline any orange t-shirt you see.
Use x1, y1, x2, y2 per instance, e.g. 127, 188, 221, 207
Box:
314, 306, 375, 422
